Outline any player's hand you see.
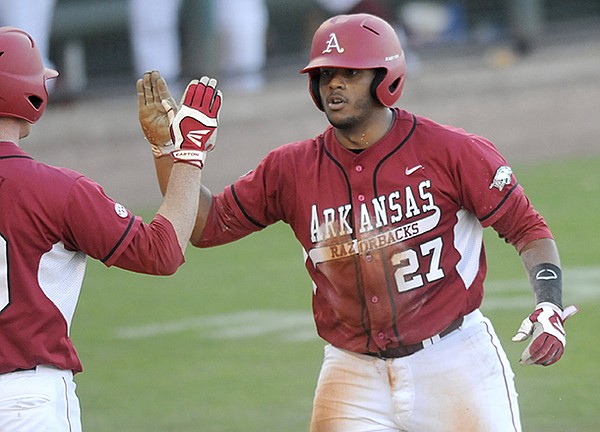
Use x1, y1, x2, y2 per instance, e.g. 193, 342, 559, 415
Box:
512, 302, 578, 366
167, 76, 222, 169
136, 70, 178, 156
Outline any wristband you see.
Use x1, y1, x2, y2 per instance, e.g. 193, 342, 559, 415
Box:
530, 263, 562, 308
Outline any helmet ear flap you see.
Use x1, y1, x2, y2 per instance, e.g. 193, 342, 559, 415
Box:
309, 72, 324, 111
371, 68, 403, 107
370, 69, 385, 105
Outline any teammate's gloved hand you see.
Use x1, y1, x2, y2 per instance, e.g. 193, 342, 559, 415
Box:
512, 302, 578, 366
136, 70, 178, 157
165, 76, 222, 169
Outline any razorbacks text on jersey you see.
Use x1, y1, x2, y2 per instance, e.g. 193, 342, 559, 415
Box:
197, 108, 551, 354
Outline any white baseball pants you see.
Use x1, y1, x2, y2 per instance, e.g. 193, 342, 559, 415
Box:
310, 309, 522, 431
0, 365, 81, 432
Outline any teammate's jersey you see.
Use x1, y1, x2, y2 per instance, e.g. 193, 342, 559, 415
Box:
199, 108, 552, 354
0, 142, 181, 374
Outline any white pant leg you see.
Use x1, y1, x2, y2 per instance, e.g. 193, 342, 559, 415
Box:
310, 310, 521, 432
0, 366, 82, 432
403, 310, 522, 431
310, 344, 399, 432
129, 0, 183, 81
215, 0, 268, 89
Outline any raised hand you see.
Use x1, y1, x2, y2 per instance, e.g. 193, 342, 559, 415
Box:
167, 76, 222, 169
136, 70, 178, 156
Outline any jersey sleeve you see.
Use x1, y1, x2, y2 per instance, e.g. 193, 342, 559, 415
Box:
454, 136, 553, 251
454, 136, 520, 225
60, 176, 142, 266
111, 214, 184, 274
199, 148, 289, 247
489, 193, 553, 252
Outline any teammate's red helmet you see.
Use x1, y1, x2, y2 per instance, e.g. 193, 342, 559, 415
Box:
300, 14, 406, 110
0, 27, 58, 124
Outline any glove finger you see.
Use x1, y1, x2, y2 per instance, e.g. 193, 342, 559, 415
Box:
532, 343, 563, 366
147, 71, 162, 104
156, 76, 177, 109
136, 78, 145, 107
138, 72, 155, 105
210, 90, 223, 117
161, 100, 175, 124
186, 83, 200, 107
202, 77, 218, 108
525, 334, 563, 365
189, 76, 210, 109
539, 346, 563, 366
181, 80, 199, 106
511, 318, 533, 342
191, 79, 209, 109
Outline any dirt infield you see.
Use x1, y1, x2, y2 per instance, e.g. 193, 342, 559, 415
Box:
24, 36, 600, 210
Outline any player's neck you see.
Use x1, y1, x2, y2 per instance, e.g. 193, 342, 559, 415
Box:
335, 108, 394, 150
0, 118, 23, 144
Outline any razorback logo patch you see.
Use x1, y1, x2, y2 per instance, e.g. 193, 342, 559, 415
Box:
489, 166, 513, 191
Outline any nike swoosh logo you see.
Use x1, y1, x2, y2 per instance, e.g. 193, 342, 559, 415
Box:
405, 165, 423, 175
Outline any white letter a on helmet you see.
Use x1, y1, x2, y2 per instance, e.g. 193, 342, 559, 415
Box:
322, 33, 345, 54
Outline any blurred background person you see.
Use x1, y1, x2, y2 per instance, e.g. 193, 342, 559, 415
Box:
128, 0, 183, 85
214, 0, 268, 92
129, 0, 268, 94
0, 0, 56, 70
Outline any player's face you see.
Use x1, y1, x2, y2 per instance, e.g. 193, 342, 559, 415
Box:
318, 68, 380, 131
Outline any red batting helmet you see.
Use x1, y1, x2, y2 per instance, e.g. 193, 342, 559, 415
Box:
300, 14, 406, 110
0, 26, 58, 123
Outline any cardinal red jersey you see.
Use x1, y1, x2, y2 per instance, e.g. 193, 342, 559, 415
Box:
0, 142, 147, 374
199, 108, 551, 354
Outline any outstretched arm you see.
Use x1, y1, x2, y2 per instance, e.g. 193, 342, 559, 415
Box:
137, 70, 217, 243
155, 162, 202, 254
137, 70, 178, 196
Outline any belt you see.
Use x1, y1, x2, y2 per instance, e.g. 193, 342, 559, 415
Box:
365, 316, 464, 359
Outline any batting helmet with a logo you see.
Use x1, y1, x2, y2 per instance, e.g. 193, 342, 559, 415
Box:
300, 14, 405, 110
0, 27, 58, 123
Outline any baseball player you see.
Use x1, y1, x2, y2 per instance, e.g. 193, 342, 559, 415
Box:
139, 14, 577, 432
0, 27, 221, 431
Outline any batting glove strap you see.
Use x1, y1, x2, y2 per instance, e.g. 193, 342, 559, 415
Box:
150, 141, 176, 158
512, 302, 578, 366
171, 149, 206, 169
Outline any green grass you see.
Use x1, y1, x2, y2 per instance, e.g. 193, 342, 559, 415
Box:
72, 156, 600, 431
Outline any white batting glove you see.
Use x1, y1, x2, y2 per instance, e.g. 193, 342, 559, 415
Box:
512, 302, 578, 366
165, 76, 222, 169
